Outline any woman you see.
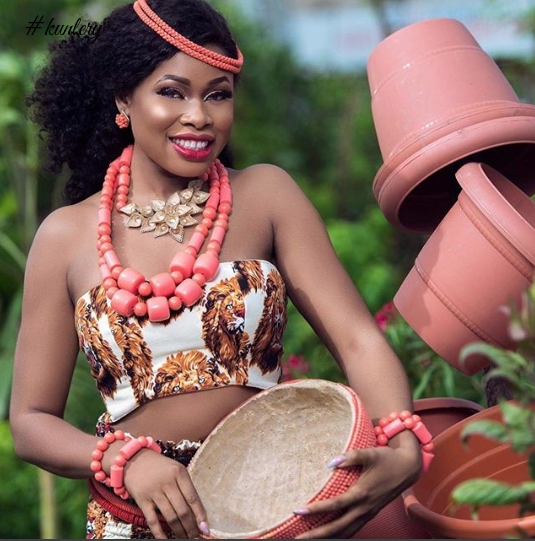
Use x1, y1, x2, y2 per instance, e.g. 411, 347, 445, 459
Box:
10, 0, 425, 538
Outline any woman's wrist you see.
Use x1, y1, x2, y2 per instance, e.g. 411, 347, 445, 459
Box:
90, 431, 162, 499
374, 410, 435, 473
98, 439, 128, 474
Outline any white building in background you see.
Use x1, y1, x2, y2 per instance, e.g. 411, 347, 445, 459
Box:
231, 0, 535, 72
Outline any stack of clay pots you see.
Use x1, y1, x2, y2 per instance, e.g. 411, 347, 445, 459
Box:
366, 18, 535, 538
367, 18, 535, 375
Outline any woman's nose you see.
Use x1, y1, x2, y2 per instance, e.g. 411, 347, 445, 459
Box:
180, 99, 212, 129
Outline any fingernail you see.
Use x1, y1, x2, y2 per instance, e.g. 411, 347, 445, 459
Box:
199, 521, 210, 536
293, 507, 310, 515
326, 454, 347, 468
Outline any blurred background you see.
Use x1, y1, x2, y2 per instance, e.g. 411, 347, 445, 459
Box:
1, 0, 534, 537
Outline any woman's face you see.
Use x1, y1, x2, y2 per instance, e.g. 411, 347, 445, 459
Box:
119, 47, 235, 180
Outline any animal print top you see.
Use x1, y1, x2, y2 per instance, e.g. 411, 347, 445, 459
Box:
74, 259, 287, 422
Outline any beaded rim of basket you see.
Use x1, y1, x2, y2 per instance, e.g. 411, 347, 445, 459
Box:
188, 379, 377, 539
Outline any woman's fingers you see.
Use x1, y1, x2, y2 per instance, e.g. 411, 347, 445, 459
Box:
294, 479, 367, 517
174, 466, 210, 537
137, 498, 174, 539
293, 444, 422, 539
330, 447, 378, 469
154, 466, 209, 538
126, 455, 209, 538
291, 448, 392, 539
152, 491, 192, 538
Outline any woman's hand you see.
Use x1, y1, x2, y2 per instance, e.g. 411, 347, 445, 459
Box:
293, 435, 421, 539
122, 449, 209, 539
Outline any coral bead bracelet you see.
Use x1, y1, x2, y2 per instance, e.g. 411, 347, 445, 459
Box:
90, 430, 161, 499
375, 410, 435, 473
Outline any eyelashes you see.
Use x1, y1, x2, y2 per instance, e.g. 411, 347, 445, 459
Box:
156, 87, 233, 101
208, 89, 233, 101
156, 87, 185, 99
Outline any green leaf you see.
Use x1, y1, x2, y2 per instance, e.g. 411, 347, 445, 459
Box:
451, 478, 531, 507
0, 289, 23, 420
412, 362, 439, 399
461, 342, 507, 362
0, 52, 25, 80
521, 481, 535, 492
0, 232, 26, 274
461, 342, 527, 372
460, 419, 508, 444
501, 401, 533, 426
0, 108, 20, 131
500, 402, 535, 452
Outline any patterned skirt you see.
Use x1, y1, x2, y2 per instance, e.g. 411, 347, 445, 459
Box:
86, 415, 201, 539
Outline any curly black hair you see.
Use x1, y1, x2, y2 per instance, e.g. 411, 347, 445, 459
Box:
28, 0, 240, 204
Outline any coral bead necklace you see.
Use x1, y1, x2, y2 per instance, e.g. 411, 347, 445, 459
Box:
96, 145, 232, 322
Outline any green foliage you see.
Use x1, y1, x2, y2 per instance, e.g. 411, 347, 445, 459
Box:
376, 301, 485, 404
327, 208, 401, 312
0, 421, 40, 538
1, 0, 534, 538
0, 355, 105, 540
451, 281, 535, 519
280, 206, 486, 405
452, 478, 535, 512
0, 289, 22, 419
0, 420, 93, 540
282, 207, 404, 385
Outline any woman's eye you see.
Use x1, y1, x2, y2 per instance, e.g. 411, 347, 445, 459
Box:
157, 87, 184, 99
206, 90, 233, 102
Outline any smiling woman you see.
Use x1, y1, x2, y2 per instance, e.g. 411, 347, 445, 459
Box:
116, 60, 234, 180
10, 0, 425, 539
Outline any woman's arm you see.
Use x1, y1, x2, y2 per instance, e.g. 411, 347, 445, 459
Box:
249, 164, 422, 538
9, 207, 209, 539
254, 164, 414, 415
9, 207, 100, 478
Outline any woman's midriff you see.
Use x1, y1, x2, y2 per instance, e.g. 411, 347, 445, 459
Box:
111, 386, 260, 442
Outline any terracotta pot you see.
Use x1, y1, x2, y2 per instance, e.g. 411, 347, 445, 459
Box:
353, 397, 483, 538
403, 403, 535, 538
394, 162, 535, 375
367, 18, 535, 233
411, 397, 484, 437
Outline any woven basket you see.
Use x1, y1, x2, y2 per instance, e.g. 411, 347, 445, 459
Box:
188, 378, 377, 539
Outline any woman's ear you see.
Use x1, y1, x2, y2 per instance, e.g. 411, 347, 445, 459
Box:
114, 94, 131, 129
114, 94, 130, 117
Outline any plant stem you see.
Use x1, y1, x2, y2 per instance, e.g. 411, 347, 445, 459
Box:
39, 469, 60, 539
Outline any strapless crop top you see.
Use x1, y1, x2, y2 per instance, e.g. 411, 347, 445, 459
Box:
75, 260, 287, 422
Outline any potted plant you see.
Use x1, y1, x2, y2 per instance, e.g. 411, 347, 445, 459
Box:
402, 280, 535, 539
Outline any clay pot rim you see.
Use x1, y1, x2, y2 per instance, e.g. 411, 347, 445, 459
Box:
373, 112, 535, 234
456, 162, 535, 263
426, 398, 504, 446
414, 396, 484, 414
402, 403, 535, 538
403, 489, 535, 538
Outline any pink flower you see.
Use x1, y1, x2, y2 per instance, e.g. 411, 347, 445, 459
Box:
281, 354, 310, 381
374, 301, 397, 330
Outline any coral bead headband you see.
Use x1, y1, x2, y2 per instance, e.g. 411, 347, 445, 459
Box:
132, 0, 243, 74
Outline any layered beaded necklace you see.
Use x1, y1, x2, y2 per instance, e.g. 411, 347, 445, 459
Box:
96, 145, 232, 322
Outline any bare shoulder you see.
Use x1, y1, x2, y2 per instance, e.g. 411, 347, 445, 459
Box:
28, 196, 97, 273
33, 196, 96, 247
230, 163, 311, 212
232, 163, 298, 190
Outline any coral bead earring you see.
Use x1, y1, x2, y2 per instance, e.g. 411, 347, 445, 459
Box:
115, 110, 130, 129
